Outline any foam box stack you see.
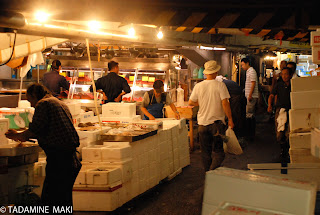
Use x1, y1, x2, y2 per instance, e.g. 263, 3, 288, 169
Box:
202, 167, 317, 215
289, 76, 320, 163
64, 100, 81, 116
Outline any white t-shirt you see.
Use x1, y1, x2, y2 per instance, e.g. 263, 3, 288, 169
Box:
245, 67, 259, 98
189, 79, 230, 126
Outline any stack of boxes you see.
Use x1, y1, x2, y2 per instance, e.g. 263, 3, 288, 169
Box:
289, 76, 320, 163
64, 100, 82, 126
73, 118, 190, 211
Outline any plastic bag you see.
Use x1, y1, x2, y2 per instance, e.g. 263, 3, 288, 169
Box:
223, 127, 243, 155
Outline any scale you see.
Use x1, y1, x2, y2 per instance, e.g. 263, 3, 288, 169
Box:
0, 108, 34, 129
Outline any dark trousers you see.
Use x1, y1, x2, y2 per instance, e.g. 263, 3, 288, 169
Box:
42, 151, 81, 211
229, 94, 246, 137
199, 121, 227, 171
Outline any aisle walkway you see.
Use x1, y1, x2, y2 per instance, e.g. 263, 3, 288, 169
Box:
75, 113, 280, 215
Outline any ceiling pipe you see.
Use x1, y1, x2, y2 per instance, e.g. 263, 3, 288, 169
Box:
0, 11, 26, 28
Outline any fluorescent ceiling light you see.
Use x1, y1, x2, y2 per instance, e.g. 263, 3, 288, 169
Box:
35, 11, 50, 23
199, 46, 226, 51
88, 21, 101, 32
157, 31, 163, 39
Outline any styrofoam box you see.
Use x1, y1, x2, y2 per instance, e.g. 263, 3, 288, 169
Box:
248, 163, 320, 191
289, 148, 320, 163
79, 111, 94, 123
77, 127, 111, 143
102, 102, 136, 118
83, 159, 133, 183
82, 145, 105, 162
74, 170, 87, 185
73, 187, 122, 211
289, 132, 311, 149
291, 90, 320, 109
180, 155, 190, 169
101, 144, 132, 161
289, 108, 320, 132
86, 167, 122, 185
64, 100, 81, 116
0, 118, 9, 145
291, 76, 320, 92
100, 115, 141, 124
311, 128, 320, 158
202, 167, 317, 215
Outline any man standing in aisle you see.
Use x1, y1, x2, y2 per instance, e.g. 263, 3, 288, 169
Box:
90, 61, 131, 103
43, 59, 70, 97
189, 60, 234, 171
267, 67, 293, 162
6, 83, 81, 212
241, 58, 259, 140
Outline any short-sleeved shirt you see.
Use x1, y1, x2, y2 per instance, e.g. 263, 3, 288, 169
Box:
141, 91, 172, 108
189, 80, 230, 126
28, 95, 80, 153
222, 79, 242, 95
42, 70, 70, 97
91, 72, 131, 102
245, 67, 259, 98
271, 81, 291, 110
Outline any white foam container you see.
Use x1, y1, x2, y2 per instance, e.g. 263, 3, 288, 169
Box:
311, 128, 320, 158
86, 167, 122, 185
202, 167, 317, 215
102, 102, 136, 118
289, 108, 320, 132
289, 132, 311, 149
291, 91, 320, 109
101, 144, 132, 161
291, 76, 320, 92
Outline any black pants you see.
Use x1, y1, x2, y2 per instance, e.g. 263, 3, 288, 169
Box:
199, 121, 227, 171
42, 151, 81, 211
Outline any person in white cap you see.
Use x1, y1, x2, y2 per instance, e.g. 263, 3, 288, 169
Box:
189, 60, 234, 171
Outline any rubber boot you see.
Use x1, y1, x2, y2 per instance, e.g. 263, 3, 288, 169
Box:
210, 152, 225, 170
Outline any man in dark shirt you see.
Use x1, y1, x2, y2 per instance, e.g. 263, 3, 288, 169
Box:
267, 67, 293, 162
222, 79, 246, 138
90, 61, 131, 103
6, 83, 81, 211
42, 59, 70, 97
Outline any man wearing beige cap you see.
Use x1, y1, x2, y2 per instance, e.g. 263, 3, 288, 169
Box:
189, 60, 234, 171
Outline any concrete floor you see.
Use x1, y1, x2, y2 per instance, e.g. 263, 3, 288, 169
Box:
75, 113, 281, 215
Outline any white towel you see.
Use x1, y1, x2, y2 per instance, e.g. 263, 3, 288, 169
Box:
277, 108, 287, 132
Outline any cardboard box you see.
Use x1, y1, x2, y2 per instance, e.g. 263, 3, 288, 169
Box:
202, 167, 317, 215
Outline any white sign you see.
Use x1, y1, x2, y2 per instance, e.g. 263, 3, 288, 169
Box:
312, 46, 320, 64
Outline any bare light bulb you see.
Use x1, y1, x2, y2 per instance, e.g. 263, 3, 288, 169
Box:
157, 31, 163, 39
35, 11, 50, 23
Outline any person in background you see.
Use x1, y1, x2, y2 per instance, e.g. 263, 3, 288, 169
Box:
90, 61, 131, 103
5, 83, 81, 212
189, 60, 234, 171
42, 59, 70, 97
267, 67, 293, 162
141, 80, 180, 120
287, 61, 299, 78
272, 60, 287, 88
241, 58, 259, 140
222, 79, 246, 139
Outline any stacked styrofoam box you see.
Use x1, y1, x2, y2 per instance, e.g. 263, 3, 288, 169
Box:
64, 100, 82, 125
102, 102, 136, 118
311, 128, 320, 158
289, 76, 320, 163
202, 167, 317, 215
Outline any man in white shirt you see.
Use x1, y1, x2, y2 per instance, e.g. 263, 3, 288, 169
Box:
241, 58, 259, 139
189, 60, 234, 171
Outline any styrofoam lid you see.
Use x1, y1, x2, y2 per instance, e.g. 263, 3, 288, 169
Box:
18, 100, 31, 108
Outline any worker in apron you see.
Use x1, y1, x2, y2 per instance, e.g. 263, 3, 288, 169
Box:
141, 80, 180, 120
